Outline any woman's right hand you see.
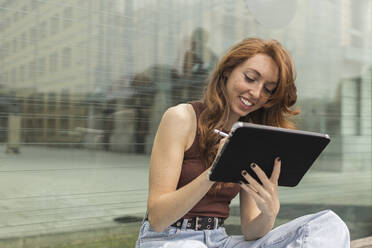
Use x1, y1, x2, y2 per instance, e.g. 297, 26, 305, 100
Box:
207, 137, 229, 182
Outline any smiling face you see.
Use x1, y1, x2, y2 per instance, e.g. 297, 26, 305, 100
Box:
225, 53, 279, 123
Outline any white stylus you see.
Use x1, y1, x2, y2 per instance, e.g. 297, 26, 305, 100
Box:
214, 129, 229, 138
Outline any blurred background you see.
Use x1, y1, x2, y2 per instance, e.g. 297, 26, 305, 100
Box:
0, 0, 371, 247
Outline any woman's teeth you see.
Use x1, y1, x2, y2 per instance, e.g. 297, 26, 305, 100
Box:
240, 97, 253, 107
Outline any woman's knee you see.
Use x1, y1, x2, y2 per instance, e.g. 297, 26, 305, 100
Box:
330, 210, 349, 230
301, 210, 350, 247
309, 210, 350, 238
321, 210, 348, 227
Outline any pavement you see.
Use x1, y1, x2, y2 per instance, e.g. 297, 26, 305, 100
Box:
0, 145, 371, 245
0, 145, 149, 239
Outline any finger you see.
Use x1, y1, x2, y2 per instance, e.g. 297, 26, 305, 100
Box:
219, 137, 228, 145
249, 163, 272, 190
270, 157, 281, 185
241, 170, 271, 198
240, 180, 258, 193
239, 181, 264, 204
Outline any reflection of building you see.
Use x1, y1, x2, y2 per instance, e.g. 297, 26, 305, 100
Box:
297, 65, 372, 172
0, 0, 131, 94
339, 67, 371, 172
15, 91, 88, 145
294, 0, 372, 171
0, 0, 130, 144
0, 0, 371, 156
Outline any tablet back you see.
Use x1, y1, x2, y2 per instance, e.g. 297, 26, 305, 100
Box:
209, 123, 330, 187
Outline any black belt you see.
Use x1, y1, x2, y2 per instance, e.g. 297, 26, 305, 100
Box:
171, 216, 224, 230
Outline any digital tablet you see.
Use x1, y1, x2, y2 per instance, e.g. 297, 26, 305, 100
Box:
209, 122, 331, 187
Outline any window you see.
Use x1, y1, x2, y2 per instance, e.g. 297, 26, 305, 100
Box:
30, 27, 37, 42
38, 57, 45, 76
48, 92, 57, 111
22, 6, 28, 18
35, 93, 44, 112
350, 0, 370, 48
21, 32, 26, 49
40, 21, 47, 39
60, 116, 69, 130
3, 72, 8, 85
0, 43, 3, 58
63, 7, 73, 28
50, 14, 60, 35
62, 47, 71, 68
355, 78, 362, 136
5, 17, 10, 29
38, 119, 44, 129
19, 65, 25, 82
3, 42, 9, 57
60, 89, 70, 110
11, 68, 16, 84
47, 118, 56, 136
29, 61, 36, 79
14, 12, 19, 23
49, 52, 58, 72
13, 38, 18, 53
30, 0, 39, 11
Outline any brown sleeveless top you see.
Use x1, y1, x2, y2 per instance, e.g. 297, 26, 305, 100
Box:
177, 101, 241, 219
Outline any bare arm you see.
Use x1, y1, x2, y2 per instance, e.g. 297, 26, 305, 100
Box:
239, 158, 281, 240
147, 104, 215, 232
239, 190, 276, 240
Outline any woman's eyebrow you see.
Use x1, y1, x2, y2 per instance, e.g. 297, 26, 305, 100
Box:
245, 68, 277, 85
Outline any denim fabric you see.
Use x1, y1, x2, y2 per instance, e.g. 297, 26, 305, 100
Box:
135, 210, 350, 248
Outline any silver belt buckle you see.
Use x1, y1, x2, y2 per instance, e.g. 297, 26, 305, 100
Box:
214, 217, 218, 229
195, 216, 199, 231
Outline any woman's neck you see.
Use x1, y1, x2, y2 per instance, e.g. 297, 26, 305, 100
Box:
224, 113, 241, 131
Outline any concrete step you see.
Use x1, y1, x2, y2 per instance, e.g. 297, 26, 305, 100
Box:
351, 237, 372, 248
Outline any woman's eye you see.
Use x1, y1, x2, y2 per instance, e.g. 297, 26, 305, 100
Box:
244, 74, 254, 82
264, 88, 273, 95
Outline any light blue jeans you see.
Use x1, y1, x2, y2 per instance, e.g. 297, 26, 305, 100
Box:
135, 210, 350, 248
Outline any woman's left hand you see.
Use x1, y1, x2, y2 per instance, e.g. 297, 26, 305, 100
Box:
239, 157, 281, 218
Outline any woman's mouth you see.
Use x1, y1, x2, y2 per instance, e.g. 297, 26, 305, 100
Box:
239, 96, 254, 108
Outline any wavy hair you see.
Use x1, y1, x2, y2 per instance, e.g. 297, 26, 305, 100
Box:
198, 38, 299, 191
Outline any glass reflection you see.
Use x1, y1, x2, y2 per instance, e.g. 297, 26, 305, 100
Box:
0, 0, 370, 245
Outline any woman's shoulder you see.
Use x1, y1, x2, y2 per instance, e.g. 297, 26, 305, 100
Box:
160, 104, 197, 148
163, 103, 196, 124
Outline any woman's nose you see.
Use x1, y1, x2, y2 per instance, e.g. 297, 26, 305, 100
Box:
248, 83, 263, 100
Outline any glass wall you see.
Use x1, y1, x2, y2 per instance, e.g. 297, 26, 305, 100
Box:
0, 0, 371, 247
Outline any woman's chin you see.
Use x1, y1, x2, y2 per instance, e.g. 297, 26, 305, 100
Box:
232, 107, 252, 119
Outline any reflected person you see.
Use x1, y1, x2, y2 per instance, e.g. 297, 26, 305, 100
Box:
6, 99, 21, 154
136, 38, 350, 247
182, 27, 218, 102
102, 99, 116, 151
130, 72, 155, 154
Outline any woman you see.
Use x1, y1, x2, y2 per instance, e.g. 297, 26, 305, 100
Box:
136, 38, 350, 247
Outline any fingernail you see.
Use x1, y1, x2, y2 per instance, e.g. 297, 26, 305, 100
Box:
242, 170, 247, 176
250, 163, 256, 168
